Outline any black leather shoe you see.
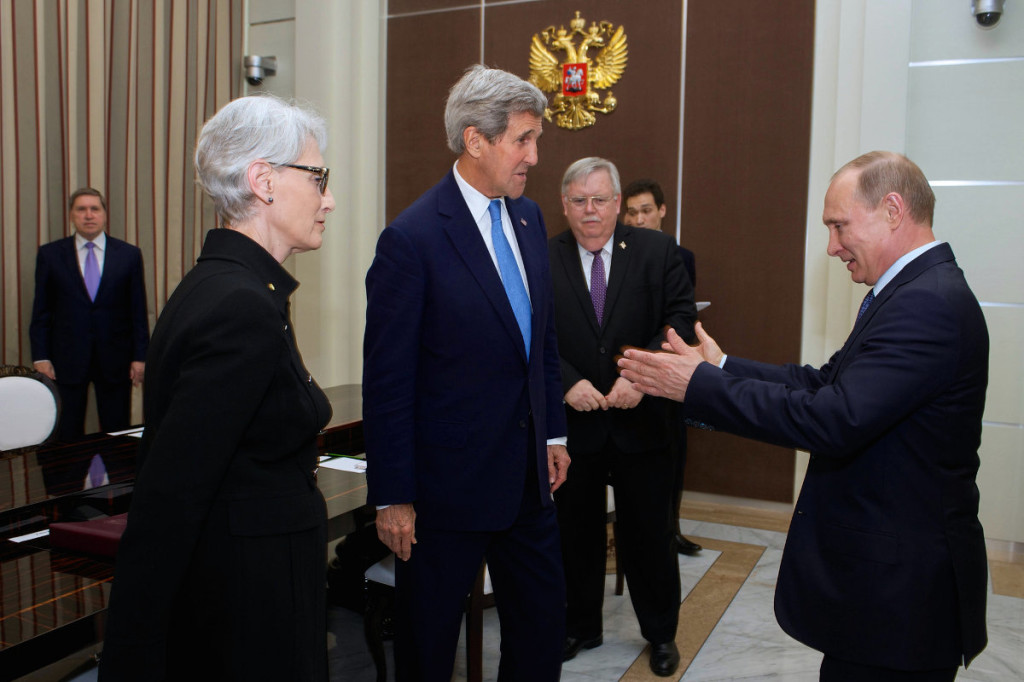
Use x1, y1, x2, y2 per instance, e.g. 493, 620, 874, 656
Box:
562, 634, 603, 662
649, 641, 680, 676
676, 533, 702, 555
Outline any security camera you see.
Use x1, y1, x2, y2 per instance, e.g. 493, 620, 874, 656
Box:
243, 56, 277, 87
971, 0, 1004, 28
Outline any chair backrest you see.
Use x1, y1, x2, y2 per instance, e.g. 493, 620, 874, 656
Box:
0, 365, 61, 452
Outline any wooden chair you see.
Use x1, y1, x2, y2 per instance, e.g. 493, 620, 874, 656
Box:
363, 554, 493, 682
362, 485, 623, 680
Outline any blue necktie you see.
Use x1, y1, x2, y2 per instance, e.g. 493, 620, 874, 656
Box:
857, 289, 875, 321
488, 199, 531, 358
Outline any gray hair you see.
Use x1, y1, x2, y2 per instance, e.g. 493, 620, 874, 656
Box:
444, 65, 546, 154
195, 94, 327, 226
561, 157, 621, 196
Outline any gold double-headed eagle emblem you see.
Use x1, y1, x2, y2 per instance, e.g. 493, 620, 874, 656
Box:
528, 11, 628, 131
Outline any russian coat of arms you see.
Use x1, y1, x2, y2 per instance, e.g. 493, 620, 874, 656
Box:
529, 11, 628, 131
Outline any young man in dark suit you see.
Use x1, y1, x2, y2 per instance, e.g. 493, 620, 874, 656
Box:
30, 188, 149, 440
363, 65, 570, 680
619, 152, 989, 681
549, 157, 697, 676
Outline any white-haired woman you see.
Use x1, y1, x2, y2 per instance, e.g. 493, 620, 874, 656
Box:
100, 94, 335, 681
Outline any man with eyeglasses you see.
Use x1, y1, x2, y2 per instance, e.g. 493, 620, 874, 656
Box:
548, 157, 697, 676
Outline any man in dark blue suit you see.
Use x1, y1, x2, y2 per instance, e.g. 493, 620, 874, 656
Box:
30, 188, 149, 440
363, 65, 570, 681
622, 177, 703, 556
619, 152, 989, 681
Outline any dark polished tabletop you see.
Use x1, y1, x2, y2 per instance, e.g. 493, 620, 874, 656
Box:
0, 383, 367, 681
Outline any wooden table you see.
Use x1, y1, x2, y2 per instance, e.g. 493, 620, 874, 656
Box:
0, 384, 367, 681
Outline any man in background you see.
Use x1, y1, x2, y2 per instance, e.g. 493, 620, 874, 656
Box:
363, 65, 569, 680
622, 177, 701, 556
30, 187, 149, 440
619, 152, 988, 681
550, 158, 696, 676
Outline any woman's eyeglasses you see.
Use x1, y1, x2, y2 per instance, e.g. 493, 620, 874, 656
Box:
282, 164, 330, 195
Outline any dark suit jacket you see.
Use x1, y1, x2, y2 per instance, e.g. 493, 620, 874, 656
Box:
363, 170, 567, 531
683, 243, 988, 669
30, 234, 149, 383
679, 244, 696, 289
100, 229, 332, 680
549, 223, 697, 455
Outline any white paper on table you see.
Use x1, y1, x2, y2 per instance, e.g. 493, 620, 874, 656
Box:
108, 427, 145, 438
9, 529, 50, 543
318, 456, 367, 474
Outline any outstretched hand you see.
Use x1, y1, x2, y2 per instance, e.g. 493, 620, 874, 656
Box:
617, 327, 709, 402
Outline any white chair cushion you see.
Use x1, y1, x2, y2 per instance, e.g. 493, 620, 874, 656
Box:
365, 552, 493, 594
0, 376, 58, 451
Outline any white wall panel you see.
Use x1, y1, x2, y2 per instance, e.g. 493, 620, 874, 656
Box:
911, 0, 1024, 62
247, 21, 296, 99
903, 3, 1024, 542
249, 0, 295, 25
932, 185, 1024, 305
906, 60, 1024, 180
982, 306, 1024, 426
976, 423, 1024, 543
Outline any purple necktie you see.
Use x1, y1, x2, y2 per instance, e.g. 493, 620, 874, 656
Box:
856, 289, 875, 322
87, 454, 108, 488
84, 242, 100, 301
590, 249, 606, 325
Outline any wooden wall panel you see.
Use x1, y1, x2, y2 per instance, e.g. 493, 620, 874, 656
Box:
483, 0, 683, 237
385, 9, 481, 223
385, 0, 815, 503
680, 2, 815, 501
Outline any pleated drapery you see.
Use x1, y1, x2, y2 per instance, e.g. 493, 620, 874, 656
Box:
0, 0, 243, 366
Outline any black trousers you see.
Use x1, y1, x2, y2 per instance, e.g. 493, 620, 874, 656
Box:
820, 655, 958, 681
56, 376, 131, 440
669, 408, 688, 516
555, 440, 680, 644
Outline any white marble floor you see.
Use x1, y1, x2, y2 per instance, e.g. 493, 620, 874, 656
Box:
429, 515, 1024, 682
49, 505, 1024, 682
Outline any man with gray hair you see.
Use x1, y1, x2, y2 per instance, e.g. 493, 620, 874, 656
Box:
364, 64, 570, 679
549, 157, 697, 675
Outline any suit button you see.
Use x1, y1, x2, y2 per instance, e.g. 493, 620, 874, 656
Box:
599, 346, 607, 354
519, 420, 527, 428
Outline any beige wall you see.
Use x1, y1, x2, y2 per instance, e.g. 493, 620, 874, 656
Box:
805, 0, 1024, 543
245, 0, 383, 387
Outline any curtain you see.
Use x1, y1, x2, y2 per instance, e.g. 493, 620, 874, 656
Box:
0, 0, 242, 368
